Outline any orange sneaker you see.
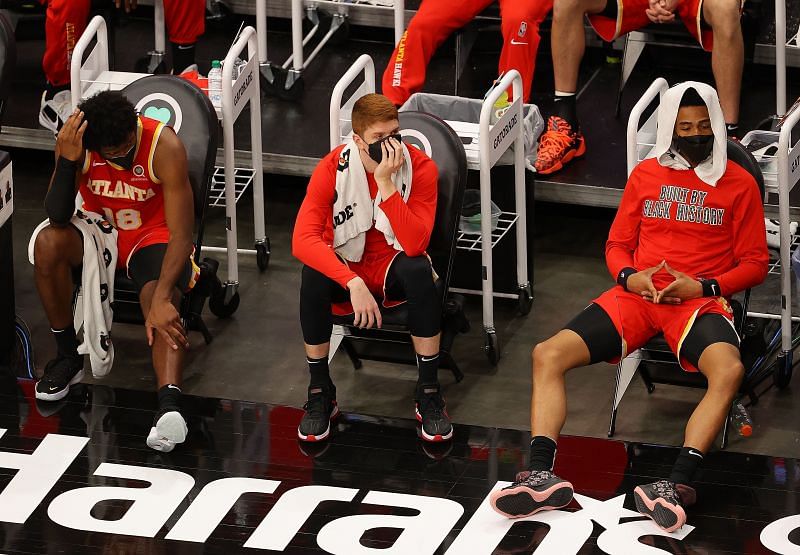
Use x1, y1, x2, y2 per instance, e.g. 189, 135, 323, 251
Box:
534, 116, 586, 175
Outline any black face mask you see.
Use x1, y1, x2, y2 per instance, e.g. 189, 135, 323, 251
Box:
105, 141, 136, 170
672, 134, 713, 167
366, 133, 402, 164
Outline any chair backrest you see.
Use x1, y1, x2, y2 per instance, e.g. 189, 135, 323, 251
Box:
726, 138, 765, 198
0, 11, 16, 128
398, 111, 468, 289
120, 75, 219, 224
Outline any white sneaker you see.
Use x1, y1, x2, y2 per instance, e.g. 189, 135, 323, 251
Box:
39, 89, 73, 135
765, 218, 798, 250
146, 411, 188, 452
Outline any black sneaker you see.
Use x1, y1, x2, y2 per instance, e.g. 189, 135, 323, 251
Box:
633, 480, 695, 532
35, 355, 84, 402
489, 470, 574, 518
297, 384, 338, 442
415, 384, 453, 442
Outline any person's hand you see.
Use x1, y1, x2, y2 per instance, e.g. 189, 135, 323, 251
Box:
653, 262, 703, 303
115, 0, 137, 12
146, 298, 189, 350
56, 109, 87, 162
373, 137, 404, 185
348, 276, 382, 329
626, 261, 665, 300
646, 0, 676, 23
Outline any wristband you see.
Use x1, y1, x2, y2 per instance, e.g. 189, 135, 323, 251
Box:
699, 278, 721, 297
617, 267, 637, 291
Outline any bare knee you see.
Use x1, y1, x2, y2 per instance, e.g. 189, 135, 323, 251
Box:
532, 341, 569, 378
706, 361, 745, 398
553, 0, 597, 22
34, 225, 79, 274
704, 0, 742, 39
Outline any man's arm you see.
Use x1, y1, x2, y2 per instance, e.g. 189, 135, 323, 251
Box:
605, 170, 642, 279
292, 149, 358, 288
45, 110, 86, 226
713, 177, 769, 295
147, 127, 194, 349
378, 152, 438, 257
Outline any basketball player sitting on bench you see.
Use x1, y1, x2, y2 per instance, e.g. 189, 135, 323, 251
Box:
31, 90, 197, 453
489, 84, 767, 532
292, 93, 452, 444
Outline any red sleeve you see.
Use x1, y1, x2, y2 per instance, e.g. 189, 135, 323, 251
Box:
605, 168, 642, 279
378, 149, 438, 257
292, 148, 358, 288
714, 173, 769, 295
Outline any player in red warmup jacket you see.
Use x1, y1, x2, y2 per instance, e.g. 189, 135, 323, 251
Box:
39, 0, 205, 134
489, 84, 767, 532
382, 0, 553, 107
33, 90, 197, 453
292, 94, 452, 444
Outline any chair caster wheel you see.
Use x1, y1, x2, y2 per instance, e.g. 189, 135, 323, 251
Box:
484, 331, 499, 365
256, 239, 270, 271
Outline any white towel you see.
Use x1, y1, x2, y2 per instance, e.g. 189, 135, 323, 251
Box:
649, 81, 728, 187
332, 139, 413, 262
29, 210, 118, 377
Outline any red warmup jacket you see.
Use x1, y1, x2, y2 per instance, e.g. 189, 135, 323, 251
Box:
606, 158, 769, 296
292, 144, 438, 288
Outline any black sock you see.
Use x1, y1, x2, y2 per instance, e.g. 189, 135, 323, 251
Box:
552, 93, 578, 128
52, 325, 79, 358
669, 446, 704, 486
529, 436, 557, 471
726, 123, 739, 137
416, 352, 440, 386
157, 384, 182, 413
171, 42, 196, 73
307, 356, 332, 388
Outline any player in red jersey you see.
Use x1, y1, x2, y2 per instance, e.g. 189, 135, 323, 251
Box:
292, 94, 451, 443
489, 85, 767, 531
32, 90, 196, 453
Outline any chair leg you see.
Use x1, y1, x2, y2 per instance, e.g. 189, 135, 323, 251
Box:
609, 352, 642, 437
192, 315, 213, 345
342, 337, 362, 370
608, 408, 618, 438
721, 406, 731, 450
639, 364, 656, 393
616, 32, 647, 117
441, 350, 464, 383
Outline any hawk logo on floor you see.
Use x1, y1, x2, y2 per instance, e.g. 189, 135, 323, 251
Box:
337, 149, 350, 172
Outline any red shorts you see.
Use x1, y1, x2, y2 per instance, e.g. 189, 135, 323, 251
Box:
117, 226, 171, 271
592, 286, 735, 371
332, 250, 406, 316
588, 0, 714, 51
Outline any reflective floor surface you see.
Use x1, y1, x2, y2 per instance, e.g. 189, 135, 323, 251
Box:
0, 376, 798, 554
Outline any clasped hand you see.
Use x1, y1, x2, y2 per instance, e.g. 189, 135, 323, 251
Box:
626, 261, 703, 304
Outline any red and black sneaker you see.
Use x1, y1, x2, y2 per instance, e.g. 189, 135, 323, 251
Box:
415, 384, 453, 442
297, 384, 339, 442
534, 116, 586, 175
633, 480, 696, 532
489, 470, 574, 518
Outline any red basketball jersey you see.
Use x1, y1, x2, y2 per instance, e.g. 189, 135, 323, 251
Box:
79, 116, 171, 268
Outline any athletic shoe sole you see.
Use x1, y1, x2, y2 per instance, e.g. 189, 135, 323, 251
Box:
633, 485, 687, 533
535, 137, 586, 176
35, 368, 85, 402
489, 481, 574, 519
146, 411, 188, 453
297, 404, 339, 442
414, 406, 454, 442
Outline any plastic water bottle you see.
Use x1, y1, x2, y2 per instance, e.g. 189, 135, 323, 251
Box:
732, 402, 753, 437
208, 60, 223, 109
